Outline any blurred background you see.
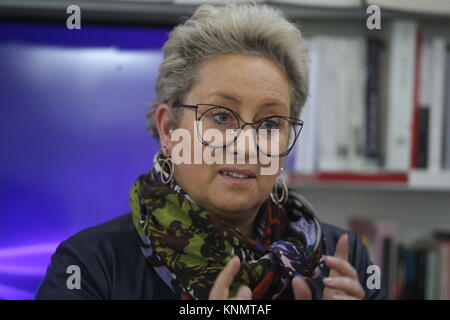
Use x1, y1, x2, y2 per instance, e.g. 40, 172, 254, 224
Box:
0, 0, 449, 300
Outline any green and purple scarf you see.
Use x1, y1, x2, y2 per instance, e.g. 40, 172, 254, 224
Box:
130, 157, 324, 300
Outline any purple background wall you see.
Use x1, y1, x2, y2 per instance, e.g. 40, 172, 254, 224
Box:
0, 22, 169, 299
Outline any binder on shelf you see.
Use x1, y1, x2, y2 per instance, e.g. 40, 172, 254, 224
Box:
410, 31, 422, 169
385, 20, 417, 172
416, 107, 429, 168
435, 233, 450, 300
442, 46, 450, 170
425, 245, 438, 300
365, 38, 382, 161
415, 36, 430, 169
427, 38, 447, 173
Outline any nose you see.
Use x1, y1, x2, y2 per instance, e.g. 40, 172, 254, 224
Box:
227, 124, 258, 163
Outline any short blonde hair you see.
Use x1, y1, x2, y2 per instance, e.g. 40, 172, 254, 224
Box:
147, 2, 309, 138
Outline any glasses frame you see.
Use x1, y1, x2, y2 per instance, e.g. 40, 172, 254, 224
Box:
177, 104, 304, 157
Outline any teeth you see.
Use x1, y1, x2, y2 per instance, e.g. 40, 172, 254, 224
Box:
222, 171, 249, 178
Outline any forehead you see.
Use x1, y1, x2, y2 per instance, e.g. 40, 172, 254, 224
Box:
191, 53, 291, 107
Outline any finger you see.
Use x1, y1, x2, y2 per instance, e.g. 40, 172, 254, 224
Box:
231, 285, 252, 300
322, 288, 345, 300
332, 294, 359, 300
327, 234, 349, 278
324, 256, 358, 279
323, 277, 365, 299
292, 277, 312, 300
209, 256, 241, 300
335, 234, 349, 261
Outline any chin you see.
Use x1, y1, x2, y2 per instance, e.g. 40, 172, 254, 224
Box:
211, 194, 260, 214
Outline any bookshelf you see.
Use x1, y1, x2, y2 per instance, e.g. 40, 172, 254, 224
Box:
290, 179, 450, 299
1, 0, 450, 26
290, 170, 450, 191
275, 1, 450, 300
287, 11, 450, 194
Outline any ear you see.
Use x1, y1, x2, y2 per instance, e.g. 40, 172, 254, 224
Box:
155, 103, 173, 147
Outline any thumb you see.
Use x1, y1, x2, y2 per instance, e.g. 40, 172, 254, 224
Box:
292, 276, 312, 300
232, 285, 253, 300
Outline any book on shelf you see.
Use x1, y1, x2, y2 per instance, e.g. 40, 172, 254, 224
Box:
350, 217, 450, 300
292, 35, 378, 174
385, 20, 417, 172
289, 19, 450, 189
401, 232, 450, 300
443, 48, 450, 170
425, 38, 446, 173
435, 233, 450, 300
365, 38, 382, 162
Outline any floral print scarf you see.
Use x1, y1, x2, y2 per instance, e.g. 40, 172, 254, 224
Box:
130, 154, 324, 300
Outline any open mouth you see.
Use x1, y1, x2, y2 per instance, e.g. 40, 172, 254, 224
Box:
219, 167, 256, 183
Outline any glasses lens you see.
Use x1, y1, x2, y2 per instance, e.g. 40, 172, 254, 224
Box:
257, 117, 301, 156
197, 105, 239, 147
196, 105, 302, 155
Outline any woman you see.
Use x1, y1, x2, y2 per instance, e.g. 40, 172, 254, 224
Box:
36, 3, 384, 300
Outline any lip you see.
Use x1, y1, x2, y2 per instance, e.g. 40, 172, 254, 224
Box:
219, 166, 256, 178
218, 166, 257, 185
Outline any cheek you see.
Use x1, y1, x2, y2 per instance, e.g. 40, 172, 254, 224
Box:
174, 162, 213, 184
257, 157, 286, 194
258, 174, 277, 193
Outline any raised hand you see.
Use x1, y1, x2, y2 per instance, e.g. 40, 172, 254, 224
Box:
322, 234, 365, 300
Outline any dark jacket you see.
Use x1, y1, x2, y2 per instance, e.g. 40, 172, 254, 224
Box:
35, 213, 386, 300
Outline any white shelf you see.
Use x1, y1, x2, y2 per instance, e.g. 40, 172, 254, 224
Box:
289, 170, 450, 192
409, 170, 450, 190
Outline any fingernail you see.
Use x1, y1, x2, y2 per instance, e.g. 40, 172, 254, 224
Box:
323, 277, 333, 285
237, 285, 252, 300
228, 256, 239, 266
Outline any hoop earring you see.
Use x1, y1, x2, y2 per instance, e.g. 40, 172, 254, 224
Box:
270, 175, 288, 206
155, 144, 174, 184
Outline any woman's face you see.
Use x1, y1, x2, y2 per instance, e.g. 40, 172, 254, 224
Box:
158, 53, 291, 228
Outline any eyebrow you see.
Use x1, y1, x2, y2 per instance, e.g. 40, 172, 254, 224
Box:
212, 92, 240, 104
211, 91, 287, 108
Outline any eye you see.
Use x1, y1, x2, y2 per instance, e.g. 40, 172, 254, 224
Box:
260, 118, 280, 130
211, 110, 232, 124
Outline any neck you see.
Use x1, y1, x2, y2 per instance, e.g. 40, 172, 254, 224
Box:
233, 217, 255, 238
188, 195, 263, 239
219, 205, 261, 239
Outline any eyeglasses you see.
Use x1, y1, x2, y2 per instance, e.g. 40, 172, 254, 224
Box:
178, 104, 303, 157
